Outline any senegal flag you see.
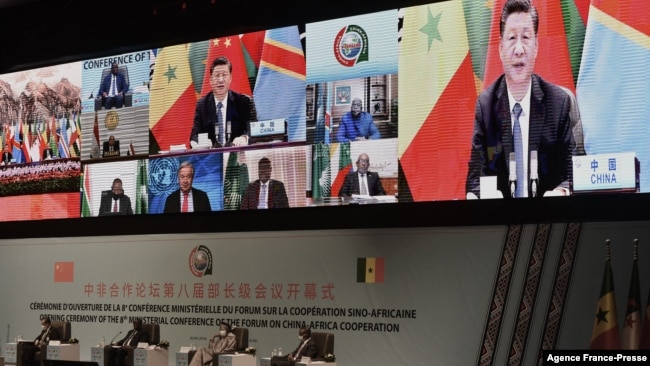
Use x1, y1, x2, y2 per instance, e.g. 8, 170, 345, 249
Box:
357, 257, 385, 283
590, 242, 620, 349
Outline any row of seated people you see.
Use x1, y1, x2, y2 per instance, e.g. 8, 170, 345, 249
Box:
17, 318, 333, 366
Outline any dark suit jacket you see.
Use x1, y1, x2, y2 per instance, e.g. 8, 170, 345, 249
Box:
102, 141, 120, 157
241, 179, 289, 209
466, 74, 575, 198
190, 90, 257, 147
116, 329, 149, 347
2, 151, 12, 163
164, 188, 211, 213
291, 338, 318, 360
98, 191, 134, 216
33, 326, 61, 344
42, 148, 55, 160
339, 171, 386, 197
99, 72, 128, 96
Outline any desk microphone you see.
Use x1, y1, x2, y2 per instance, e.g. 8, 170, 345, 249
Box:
110, 331, 122, 344
225, 120, 232, 146
509, 152, 516, 198
530, 150, 539, 198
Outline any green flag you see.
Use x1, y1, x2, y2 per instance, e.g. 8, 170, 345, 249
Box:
135, 159, 148, 214
224, 152, 249, 210
311, 143, 331, 199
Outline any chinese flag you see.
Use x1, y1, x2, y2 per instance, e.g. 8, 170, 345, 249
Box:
54, 262, 74, 283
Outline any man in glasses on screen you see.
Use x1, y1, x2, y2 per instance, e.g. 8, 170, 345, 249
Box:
336, 97, 381, 142
465, 0, 575, 200
98, 178, 133, 216
164, 161, 211, 213
240, 157, 289, 209
339, 153, 385, 197
189, 56, 257, 148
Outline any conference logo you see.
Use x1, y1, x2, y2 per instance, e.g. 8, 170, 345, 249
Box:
333, 25, 369, 67
189, 245, 213, 277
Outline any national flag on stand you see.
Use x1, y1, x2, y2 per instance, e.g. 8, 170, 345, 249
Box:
17, 119, 29, 163
81, 168, 92, 217
640, 286, 650, 349
591, 240, 620, 349
223, 152, 249, 210
49, 116, 59, 158
356, 257, 385, 283
253, 26, 306, 141
311, 143, 331, 200
54, 261, 74, 283
482, 0, 576, 92
135, 159, 148, 214
622, 239, 642, 349
331, 142, 352, 197
57, 117, 70, 159
38, 119, 48, 159
576, 0, 650, 193
188, 41, 209, 96
201, 35, 252, 97
149, 44, 197, 152
399, 1, 477, 201
240, 30, 266, 78
68, 112, 81, 157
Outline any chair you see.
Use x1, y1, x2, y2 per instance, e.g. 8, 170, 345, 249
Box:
186, 327, 248, 366
94, 65, 132, 111
310, 332, 334, 361
17, 321, 72, 366
103, 323, 160, 366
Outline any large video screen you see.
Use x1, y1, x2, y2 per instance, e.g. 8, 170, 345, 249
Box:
0, 0, 646, 222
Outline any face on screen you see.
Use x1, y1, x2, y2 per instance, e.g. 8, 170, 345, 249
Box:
210, 64, 232, 100
500, 11, 538, 92
178, 166, 194, 194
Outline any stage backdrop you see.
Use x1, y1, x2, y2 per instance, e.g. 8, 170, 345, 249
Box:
1, 222, 650, 365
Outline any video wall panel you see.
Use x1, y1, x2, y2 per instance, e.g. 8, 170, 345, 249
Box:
0, 0, 647, 222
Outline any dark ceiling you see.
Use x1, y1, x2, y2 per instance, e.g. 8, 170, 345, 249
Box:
0, 0, 432, 74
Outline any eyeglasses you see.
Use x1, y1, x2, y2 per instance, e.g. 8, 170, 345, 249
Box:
211, 72, 230, 79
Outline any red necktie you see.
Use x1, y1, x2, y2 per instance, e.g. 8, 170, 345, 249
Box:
113, 200, 118, 212
182, 193, 189, 212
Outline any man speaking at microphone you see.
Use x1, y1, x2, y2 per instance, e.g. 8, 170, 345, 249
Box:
465, 0, 575, 199
107, 318, 149, 366
189, 56, 257, 148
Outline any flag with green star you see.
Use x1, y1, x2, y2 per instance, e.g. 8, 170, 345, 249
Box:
149, 43, 197, 154
357, 257, 384, 283
590, 253, 620, 349
398, 0, 477, 201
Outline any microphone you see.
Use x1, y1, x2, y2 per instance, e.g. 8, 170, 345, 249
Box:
509, 152, 517, 198
110, 331, 122, 345
530, 150, 538, 198
225, 120, 232, 146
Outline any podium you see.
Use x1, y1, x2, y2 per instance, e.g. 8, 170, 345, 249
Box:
217, 354, 255, 366
90, 346, 105, 366
46, 344, 80, 361
133, 348, 168, 366
3, 343, 17, 364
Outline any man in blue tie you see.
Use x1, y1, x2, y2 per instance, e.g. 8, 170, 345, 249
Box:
189, 57, 257, 148
465, 0, 575, 199
99, 62, 128, 109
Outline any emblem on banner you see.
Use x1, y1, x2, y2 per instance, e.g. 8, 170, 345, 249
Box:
189, 245, 213, 277
333, 24, 369, 67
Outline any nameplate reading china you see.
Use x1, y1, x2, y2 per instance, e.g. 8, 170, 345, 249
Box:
572, 152, 638, 193
249, 119, 286, 138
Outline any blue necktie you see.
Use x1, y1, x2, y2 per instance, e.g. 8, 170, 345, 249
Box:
513, 103, 525, 198
216, 102, 224, 146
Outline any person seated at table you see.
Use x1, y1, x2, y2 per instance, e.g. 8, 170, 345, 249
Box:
108, 318, 149, 366
271, 327, 318, 366
189, 322, 237, 366
103, 135, 120, 158
22, 317, 61, 366
2, 143, 13, 164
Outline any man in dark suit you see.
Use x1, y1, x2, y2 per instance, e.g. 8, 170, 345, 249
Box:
103, 135, 120, 158
339, 153, 386, 197
465, 0, 575, 199
108, 318, 149, 366
98, 178, 134, 216
271, 327, 318, 366
241, 157, 289, 209
2, 143, 12, 164
42, 147, 55, 160
189, 56, 257, 148
164, 161, 211, 213
99, 62, 128, 109
22, 317, 61, 366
